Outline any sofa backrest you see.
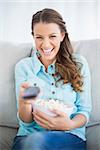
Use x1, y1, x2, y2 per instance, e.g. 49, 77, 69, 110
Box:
0, 39, 100, 128
73, 39, 100, 126
0, 41, 32, 128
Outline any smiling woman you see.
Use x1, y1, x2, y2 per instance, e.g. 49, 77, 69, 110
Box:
33, 22, 64, 69
11, 8, 92, 150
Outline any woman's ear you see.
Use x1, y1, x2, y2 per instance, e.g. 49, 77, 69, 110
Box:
60, 32, 65, 42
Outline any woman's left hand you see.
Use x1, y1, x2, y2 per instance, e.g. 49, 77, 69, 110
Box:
32, 109, 73, 131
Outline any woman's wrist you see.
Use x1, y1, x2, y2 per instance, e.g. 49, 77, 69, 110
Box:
18, 99, 33, 123
68, 114, 87, 130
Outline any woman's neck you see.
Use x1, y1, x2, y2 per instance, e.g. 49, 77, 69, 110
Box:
39, 57, 55, 72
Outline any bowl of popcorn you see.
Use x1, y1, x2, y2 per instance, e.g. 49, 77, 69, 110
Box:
33, 99, 74, 117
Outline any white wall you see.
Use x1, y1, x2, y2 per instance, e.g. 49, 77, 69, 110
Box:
0, 0, 99, 43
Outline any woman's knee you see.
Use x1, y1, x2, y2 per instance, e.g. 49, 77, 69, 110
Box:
23, 131, 47, 150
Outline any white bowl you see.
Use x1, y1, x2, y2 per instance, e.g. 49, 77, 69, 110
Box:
33, 99, 74, 117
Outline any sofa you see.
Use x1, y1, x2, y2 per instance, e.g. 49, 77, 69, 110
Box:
0, 39, 100, 150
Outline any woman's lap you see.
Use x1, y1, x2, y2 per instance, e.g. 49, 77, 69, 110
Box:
12, 131, 86, 150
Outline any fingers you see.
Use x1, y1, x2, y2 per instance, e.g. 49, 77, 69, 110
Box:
33, 110, 52, 129
51, 109, 66, 117
33, 109, 51, 122
20, 82, 32, 96
20, 82, 31, 93
34, 113, 47, 126
19, 82, 33, 103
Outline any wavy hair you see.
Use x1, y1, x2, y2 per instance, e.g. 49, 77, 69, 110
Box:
31, 8, 83, 92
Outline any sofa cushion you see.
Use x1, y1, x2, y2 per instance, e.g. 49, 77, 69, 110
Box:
0, 126, 17, 150
86, 125, 100, 150
0, 41, 32, 127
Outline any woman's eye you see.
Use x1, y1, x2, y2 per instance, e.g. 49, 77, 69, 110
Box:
51, 35, 56, 38
36, 37, 42, 39
50, 35, 56, 39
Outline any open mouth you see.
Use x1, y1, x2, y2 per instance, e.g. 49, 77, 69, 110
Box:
42, 48, 54, 55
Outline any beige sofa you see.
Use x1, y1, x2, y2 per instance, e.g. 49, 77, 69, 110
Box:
0, 39, 100, 150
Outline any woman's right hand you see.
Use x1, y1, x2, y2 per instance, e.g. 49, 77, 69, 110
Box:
18, 82, 37, 123
19, 82, 37, 105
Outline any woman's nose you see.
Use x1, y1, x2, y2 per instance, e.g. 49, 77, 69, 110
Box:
42, 38, 51, 49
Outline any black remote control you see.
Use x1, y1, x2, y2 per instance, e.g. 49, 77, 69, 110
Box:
22, 86, 40, 99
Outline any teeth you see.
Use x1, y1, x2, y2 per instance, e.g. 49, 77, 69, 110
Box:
42, 49, 53, 55
43, 49, 53, 52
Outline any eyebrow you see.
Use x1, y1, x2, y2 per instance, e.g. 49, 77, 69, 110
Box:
34, 33, 58, 36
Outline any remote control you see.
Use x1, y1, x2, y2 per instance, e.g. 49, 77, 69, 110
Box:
22, 86, 40, 99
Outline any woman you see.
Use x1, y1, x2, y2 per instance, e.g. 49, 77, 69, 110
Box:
12, 8, 92, 150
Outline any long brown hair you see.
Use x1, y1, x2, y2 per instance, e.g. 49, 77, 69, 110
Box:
31, 8, 83, 92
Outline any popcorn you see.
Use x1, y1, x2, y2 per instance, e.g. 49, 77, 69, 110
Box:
33, 99, 74, 117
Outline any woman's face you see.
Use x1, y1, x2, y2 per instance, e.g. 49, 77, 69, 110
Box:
33, 22, 65, 65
